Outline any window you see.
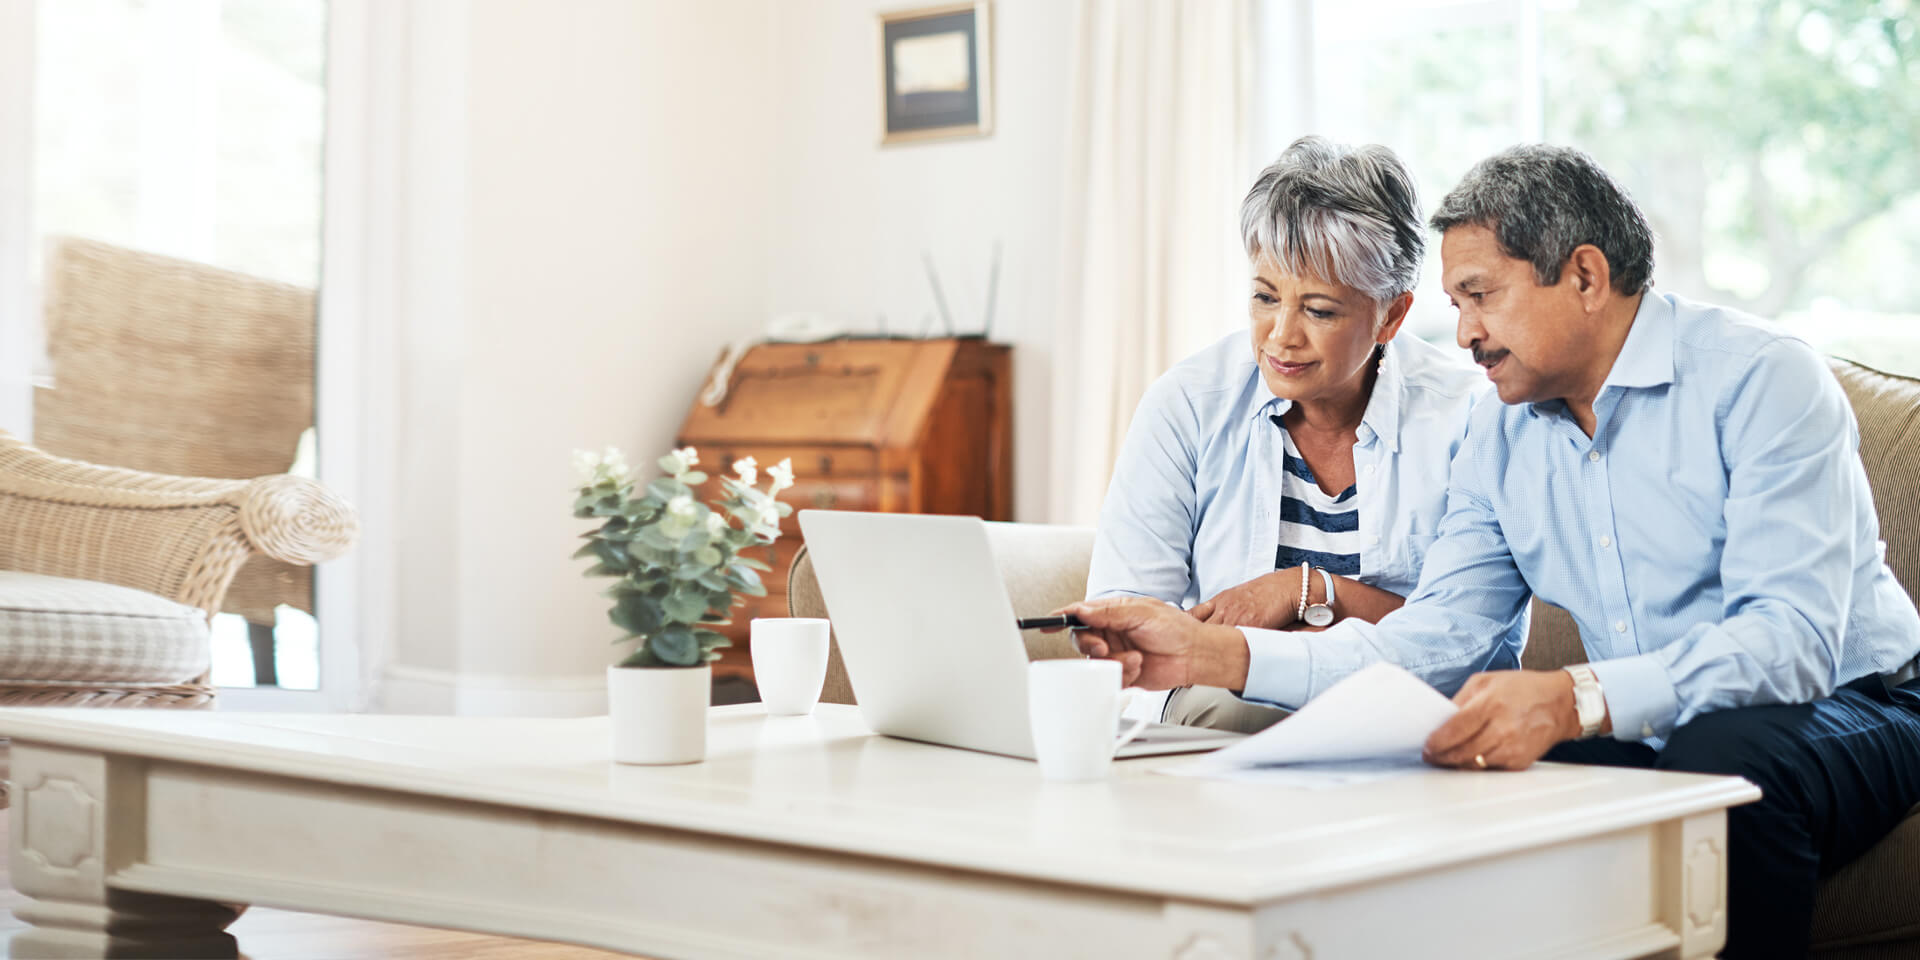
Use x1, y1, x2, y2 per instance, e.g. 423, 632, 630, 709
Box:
34, 0, 325, 286
1285, 0, 1920, 374
17, 0, 328, 689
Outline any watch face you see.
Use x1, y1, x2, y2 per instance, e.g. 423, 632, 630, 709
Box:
1304, 604, 1334, 627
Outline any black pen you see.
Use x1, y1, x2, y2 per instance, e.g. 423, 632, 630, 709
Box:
1016, 614, 1087, 630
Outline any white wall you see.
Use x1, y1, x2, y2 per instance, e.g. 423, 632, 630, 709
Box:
763, 0, 1077, 523
380, 0, 775, 712
378, 0, 1076, 712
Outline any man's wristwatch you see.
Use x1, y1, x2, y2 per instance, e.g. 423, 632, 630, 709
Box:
1302, 565, 1336, 627
1564, 664, 1606, 739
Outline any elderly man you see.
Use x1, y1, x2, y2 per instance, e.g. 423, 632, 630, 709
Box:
1065, 145, 1920, 959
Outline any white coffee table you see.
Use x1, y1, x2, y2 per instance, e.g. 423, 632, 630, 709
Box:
0, 704, 1756, 959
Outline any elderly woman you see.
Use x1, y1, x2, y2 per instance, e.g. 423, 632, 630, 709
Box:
1087, 136, 1525, 730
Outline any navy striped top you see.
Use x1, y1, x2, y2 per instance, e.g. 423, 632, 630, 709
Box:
1272, 416, 1361, 576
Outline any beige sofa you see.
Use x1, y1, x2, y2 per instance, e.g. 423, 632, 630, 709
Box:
790, 357, 1920, 957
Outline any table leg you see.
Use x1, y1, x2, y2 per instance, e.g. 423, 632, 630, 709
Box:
12, 889, 241, 958
7, 744, 242, 959
247, 621, 279, 688
1657, 809, 1730, 959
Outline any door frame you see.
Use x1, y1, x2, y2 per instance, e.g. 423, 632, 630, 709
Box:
219, 0, 402, 712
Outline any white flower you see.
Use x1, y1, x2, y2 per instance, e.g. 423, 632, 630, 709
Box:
705, 512, 728, 537
600, 446, 631, 484
573, 446, 630, 487
656, 493, 700, 538
758, 503, 782, 534
767, 458, 794, 494
660, 445, 699, 477
733, 456, 758, 486
571, 448, 600, 486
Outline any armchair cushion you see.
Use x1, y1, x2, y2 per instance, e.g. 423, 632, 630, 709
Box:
0, 571, 210, 685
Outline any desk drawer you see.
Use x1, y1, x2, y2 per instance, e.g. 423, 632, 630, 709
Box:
685, 445, 878, 481
778, 479, 876, 532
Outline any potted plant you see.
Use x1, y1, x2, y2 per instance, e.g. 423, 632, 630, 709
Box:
572, 445, 794, 764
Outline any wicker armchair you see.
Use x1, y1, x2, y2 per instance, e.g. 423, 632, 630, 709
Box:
34, 237, 320, 685
0, 430, 358, 708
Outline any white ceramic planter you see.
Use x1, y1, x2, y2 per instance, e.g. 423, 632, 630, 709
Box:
607, 664, 710, 765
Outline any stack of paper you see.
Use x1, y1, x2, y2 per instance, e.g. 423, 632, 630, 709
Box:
1158, 662, 1458, 787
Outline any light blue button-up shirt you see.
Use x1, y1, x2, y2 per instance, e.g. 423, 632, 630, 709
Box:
1088, 331, 1523, 663
1242, 291, 1920, 743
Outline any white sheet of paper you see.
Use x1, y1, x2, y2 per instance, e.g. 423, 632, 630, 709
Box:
1173, 661, 1458, 773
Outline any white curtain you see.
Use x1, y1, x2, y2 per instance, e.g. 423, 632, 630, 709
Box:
1049, 0, 1252, 526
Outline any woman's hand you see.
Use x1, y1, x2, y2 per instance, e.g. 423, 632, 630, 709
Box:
1188, 569, 1302, 629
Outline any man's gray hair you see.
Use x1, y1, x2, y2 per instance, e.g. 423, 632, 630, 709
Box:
1429, 145, 1654, 295
1238, 136, 1426, 304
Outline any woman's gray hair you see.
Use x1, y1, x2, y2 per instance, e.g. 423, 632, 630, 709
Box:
1429, 144, 1654, 295
1239, 136, 1426, 304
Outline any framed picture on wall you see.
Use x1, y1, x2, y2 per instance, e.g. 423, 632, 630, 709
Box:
878, 2, 993, 145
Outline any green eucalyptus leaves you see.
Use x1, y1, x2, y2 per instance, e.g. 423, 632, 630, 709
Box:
572, 446, 795, 668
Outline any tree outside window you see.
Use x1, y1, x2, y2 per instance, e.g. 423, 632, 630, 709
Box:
1303, 0, 1919, 374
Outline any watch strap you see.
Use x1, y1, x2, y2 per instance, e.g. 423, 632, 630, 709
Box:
1564, 664, 1606, 739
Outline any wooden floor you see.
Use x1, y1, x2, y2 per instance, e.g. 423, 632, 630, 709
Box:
0, 815, 639, 959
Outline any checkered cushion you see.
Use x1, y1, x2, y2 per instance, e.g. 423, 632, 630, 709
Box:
0, 571, 210, 685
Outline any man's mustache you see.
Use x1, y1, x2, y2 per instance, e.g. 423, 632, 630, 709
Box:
1472, 345, 1510, 367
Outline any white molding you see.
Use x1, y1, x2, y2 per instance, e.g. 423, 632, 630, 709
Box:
232, 0, 409, 713
375, 666, 454, 715
376, 665, 609, 718
303, 0, 406, 714
0, 0, 34, 438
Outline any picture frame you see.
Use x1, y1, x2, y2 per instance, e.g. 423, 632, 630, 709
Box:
878, 2, 993, 146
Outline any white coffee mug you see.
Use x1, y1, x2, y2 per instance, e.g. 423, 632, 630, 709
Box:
1027, 660, 1150, 782
751, 618, 831, 716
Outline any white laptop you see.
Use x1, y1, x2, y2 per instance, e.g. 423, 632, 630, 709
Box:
797, 510, 1245, 760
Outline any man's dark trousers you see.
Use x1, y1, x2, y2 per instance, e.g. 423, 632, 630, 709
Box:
1544, 676, 1920, 959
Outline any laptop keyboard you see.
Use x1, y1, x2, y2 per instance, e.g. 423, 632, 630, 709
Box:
1125, 721, 1232, 743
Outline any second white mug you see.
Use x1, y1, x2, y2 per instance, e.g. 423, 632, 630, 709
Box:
751, 618, 831, 716
1027, 659, 1149, 782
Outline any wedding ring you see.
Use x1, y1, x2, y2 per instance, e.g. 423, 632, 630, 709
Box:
1474, 754, 1488, 770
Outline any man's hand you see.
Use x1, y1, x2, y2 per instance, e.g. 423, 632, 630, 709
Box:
1052, 597, 1250, 691
1423, 670, 1579, 771
1188, 569, 1301, 629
